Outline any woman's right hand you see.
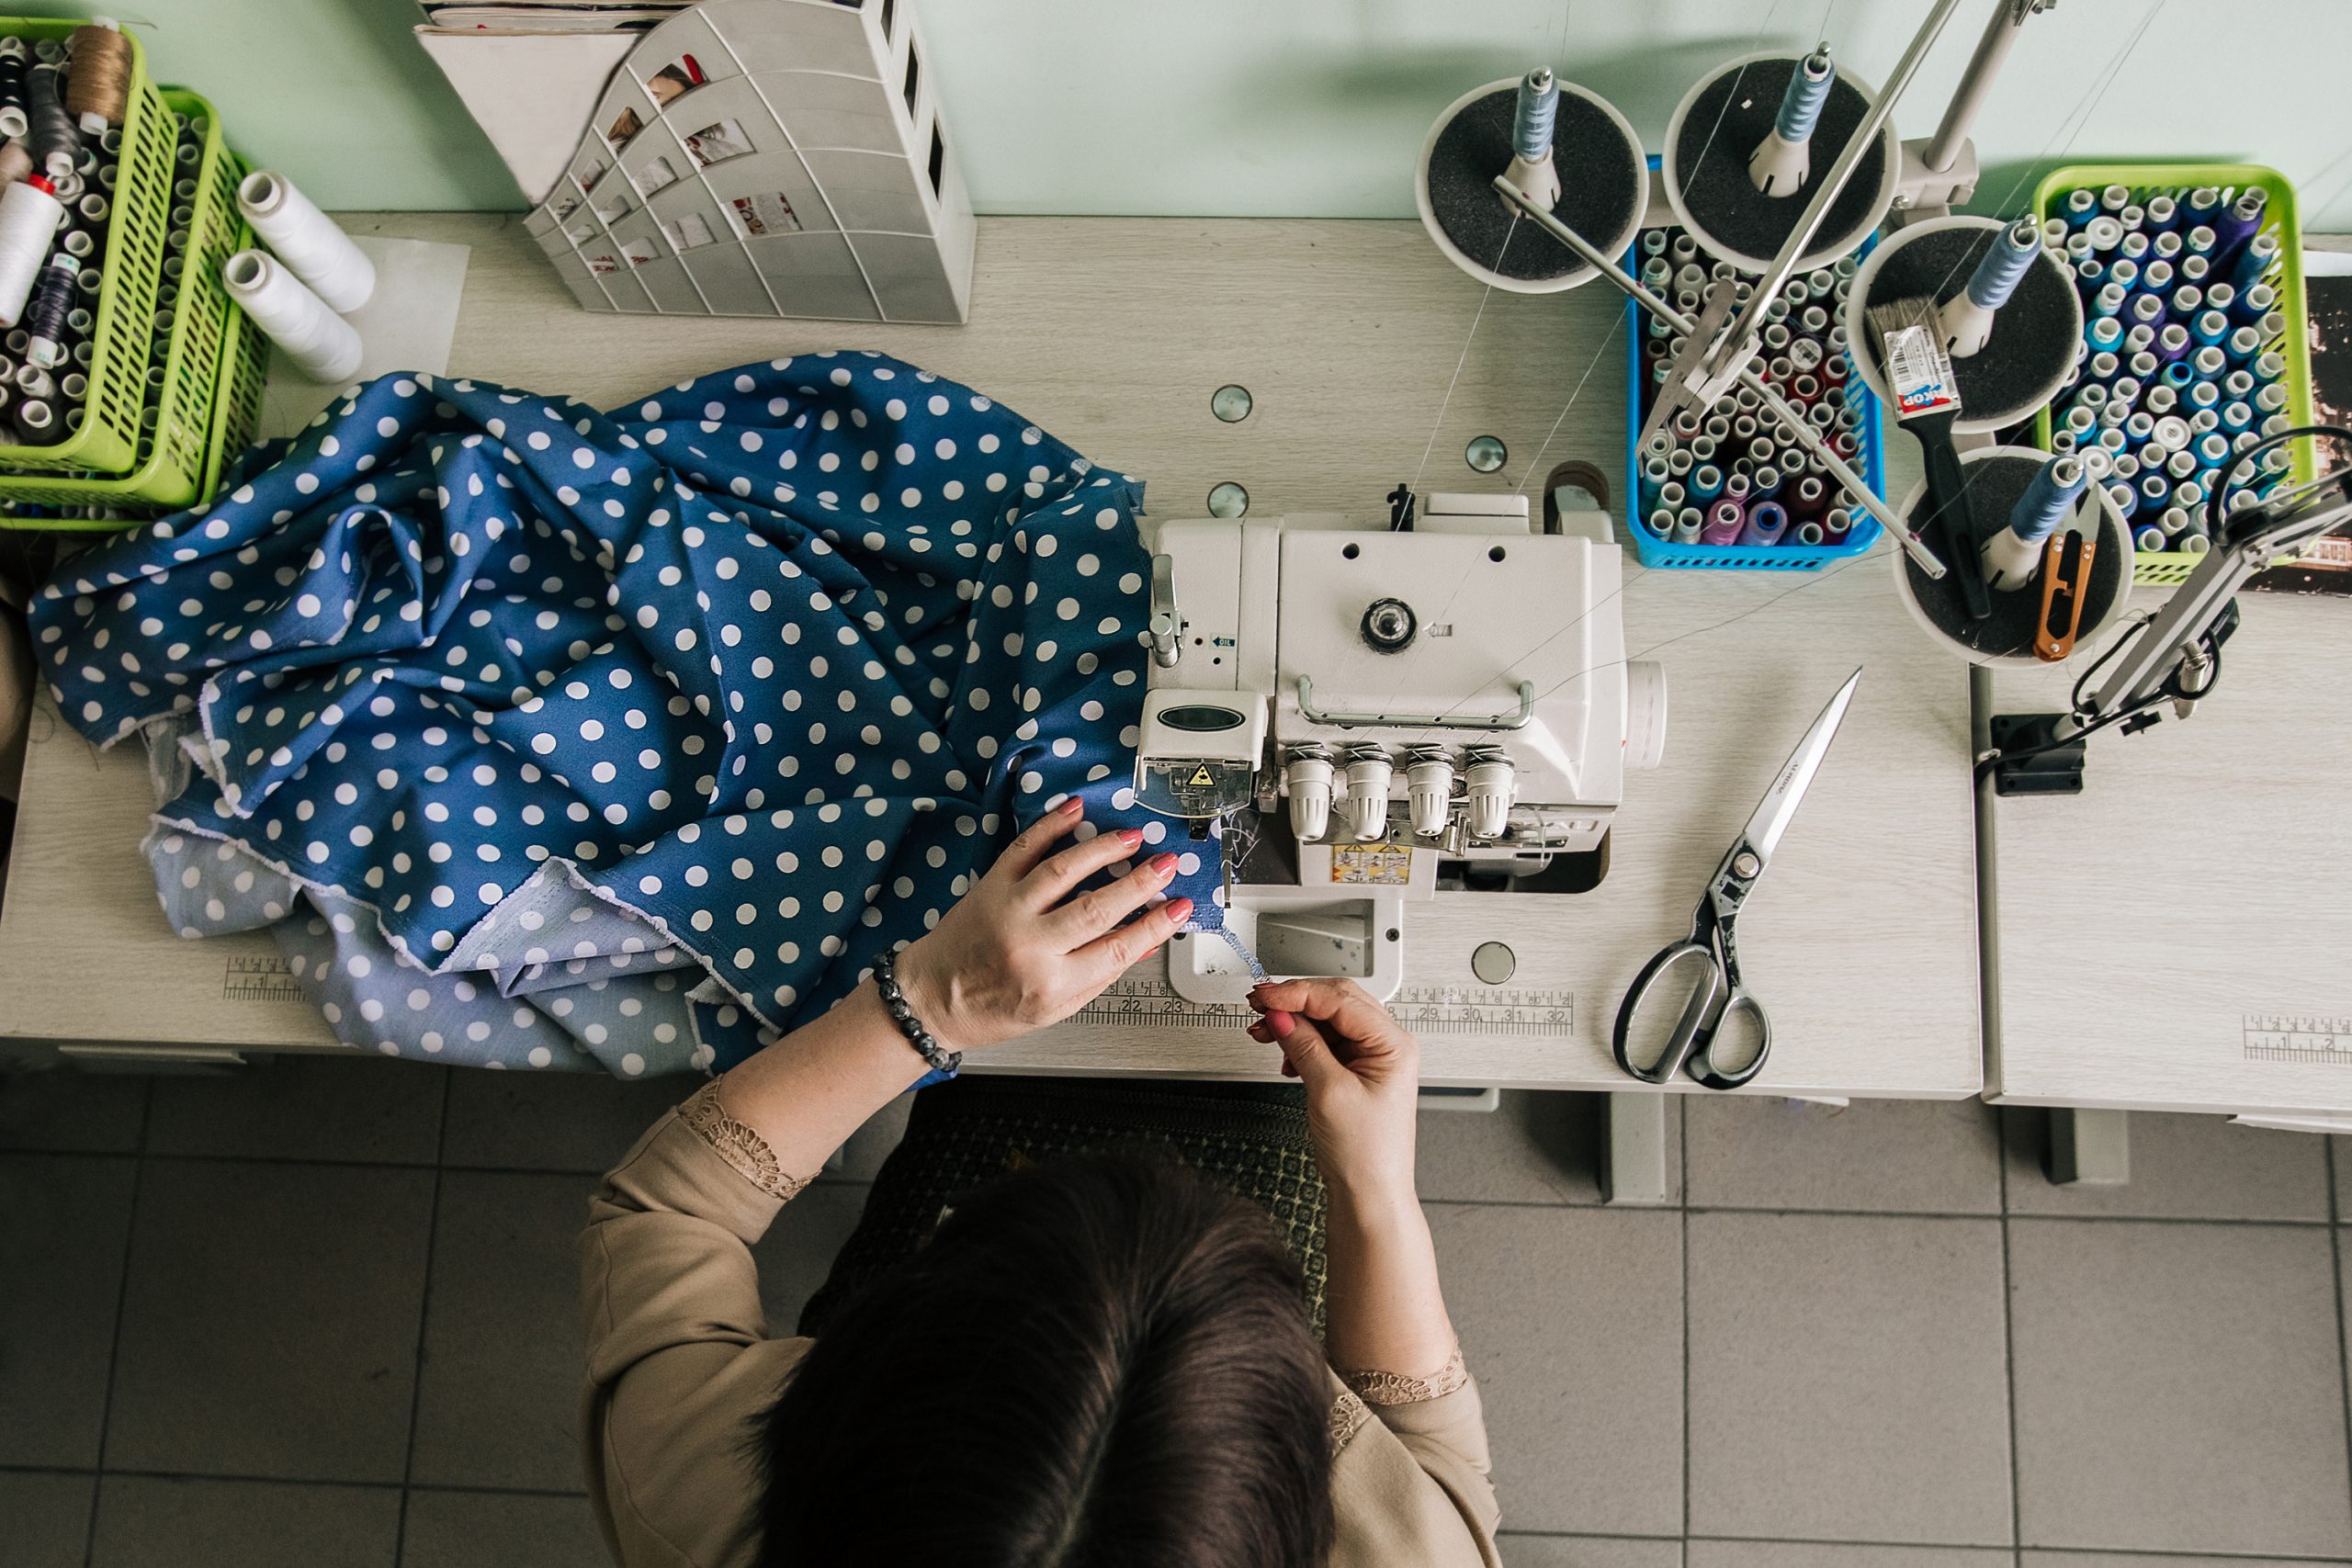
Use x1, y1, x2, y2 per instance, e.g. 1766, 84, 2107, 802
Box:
1245, 978, 1421, 1201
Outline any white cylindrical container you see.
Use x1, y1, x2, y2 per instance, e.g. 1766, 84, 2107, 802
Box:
237, 170, 375, 313
1284, 751, 1333, 843
0, 175, 65, 327
1405, 753, 1454, 838
1340, 752, 1393, 843
223, 249, 363, 384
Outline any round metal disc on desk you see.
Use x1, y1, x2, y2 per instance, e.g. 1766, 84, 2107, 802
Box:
1660, 51, 1895, 274
1415, 76, 1647, 293
1891, 446, 2133, 663
1843, 216, 2083, 435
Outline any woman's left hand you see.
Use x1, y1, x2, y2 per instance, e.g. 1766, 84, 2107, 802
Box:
892, 795, 1193, 1051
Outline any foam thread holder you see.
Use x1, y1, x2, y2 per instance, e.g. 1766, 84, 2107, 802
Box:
1898, 448, 2127, 661
1848, 217, 2081, 434
1418, 78, 1644, 291
1663, 53, 1892, 274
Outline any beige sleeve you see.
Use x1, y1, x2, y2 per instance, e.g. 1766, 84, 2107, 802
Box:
1326, 1371, 1502, 1568
578, 1086, 815, 1568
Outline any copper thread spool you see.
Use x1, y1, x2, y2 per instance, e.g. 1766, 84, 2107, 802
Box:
64, 22, 132, 133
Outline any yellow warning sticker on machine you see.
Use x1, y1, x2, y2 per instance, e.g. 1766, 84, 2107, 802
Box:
1329, 844, 1416, 885
1187, 765, 1215, 786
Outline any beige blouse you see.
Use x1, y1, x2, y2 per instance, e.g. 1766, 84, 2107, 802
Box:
579, 1082, 1503, 1568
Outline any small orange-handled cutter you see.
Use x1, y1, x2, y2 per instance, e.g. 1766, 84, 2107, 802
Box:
2033, 530, 2096, 661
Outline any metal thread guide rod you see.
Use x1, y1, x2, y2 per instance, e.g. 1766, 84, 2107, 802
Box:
1923, 0, 2058, 175
1674, 0, 1970, 415
1493, 173, 1948, 576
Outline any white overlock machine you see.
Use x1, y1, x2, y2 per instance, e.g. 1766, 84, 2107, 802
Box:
1136, 492, 1667, 1004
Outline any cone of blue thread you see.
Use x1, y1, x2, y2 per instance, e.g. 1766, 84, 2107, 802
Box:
1980, 453, 2089, 591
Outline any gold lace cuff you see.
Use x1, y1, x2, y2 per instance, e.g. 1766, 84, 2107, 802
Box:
1339, 1344, 1470, 1406
677, 1079, 809, 1203
1328, 1390, 1372, 1453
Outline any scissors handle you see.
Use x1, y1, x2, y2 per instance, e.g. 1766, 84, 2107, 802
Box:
1611, 941, 1720, 1085
1686, 989, 1772, 1090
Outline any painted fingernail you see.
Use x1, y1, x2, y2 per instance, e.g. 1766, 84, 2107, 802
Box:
1165, 897, 1194, 923
1148, 852, 1178, 875
1056, 795, 1084, 816
1265, 1010, 1295, 1035
1116, 828, 1145, 848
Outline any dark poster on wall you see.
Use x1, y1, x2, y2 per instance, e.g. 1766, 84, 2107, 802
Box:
2247, 265, 2352, 594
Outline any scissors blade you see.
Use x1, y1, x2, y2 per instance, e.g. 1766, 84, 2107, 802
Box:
1741, 668, 1861, 865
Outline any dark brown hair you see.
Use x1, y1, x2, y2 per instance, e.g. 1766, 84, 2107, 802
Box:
754, 1152, 1334, 1568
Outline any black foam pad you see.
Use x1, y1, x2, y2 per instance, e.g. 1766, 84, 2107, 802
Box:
1426, 86, 1642, 284
1672, 59, 1884, 265
1859, 225, 2078, 429
1901, 450, 2125, 660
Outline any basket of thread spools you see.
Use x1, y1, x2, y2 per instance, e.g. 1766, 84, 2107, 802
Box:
2030, 165, 2314, 585
0, 18, 270, 525
1623, 220, 1888, 570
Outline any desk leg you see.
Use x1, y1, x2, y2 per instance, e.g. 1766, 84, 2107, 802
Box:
1603, 1092, 1672, 1206
2047, 1107, 2131, 1186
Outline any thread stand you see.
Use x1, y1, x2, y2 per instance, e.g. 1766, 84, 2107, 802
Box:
1416, 76, 1646, 293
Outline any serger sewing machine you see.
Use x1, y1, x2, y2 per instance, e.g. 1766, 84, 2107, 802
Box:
1135, 493, 1667, 1004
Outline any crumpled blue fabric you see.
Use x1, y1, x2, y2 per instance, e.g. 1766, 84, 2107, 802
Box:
30, 353, 1220, 1077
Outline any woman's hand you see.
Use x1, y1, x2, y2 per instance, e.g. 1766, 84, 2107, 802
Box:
893, 795, 1193, 1051
1245, 978, 1421, 1201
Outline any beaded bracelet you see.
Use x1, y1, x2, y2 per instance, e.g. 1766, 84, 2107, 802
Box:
871, 949, 961, 1077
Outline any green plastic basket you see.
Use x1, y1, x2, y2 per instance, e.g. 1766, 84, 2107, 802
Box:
0, 18, 172, 478
0, 86, 260, 516
2030, 162, 2317, 587
197, 276, 266, 504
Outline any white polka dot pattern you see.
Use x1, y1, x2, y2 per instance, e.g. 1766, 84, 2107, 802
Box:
33, 355, 1207, 1078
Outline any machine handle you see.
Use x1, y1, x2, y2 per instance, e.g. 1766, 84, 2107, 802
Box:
1295, 675, 1535, 732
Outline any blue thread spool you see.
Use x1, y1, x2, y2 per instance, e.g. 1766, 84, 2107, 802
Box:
2230, 231, 2279, 291
2124, 411, 2156, 446
2099, 184, 2132, 215
2120, 231, 2149, 263
2152, 230, 2183, 262
2137, 471, 2170, 513
2224, 325, 2261, 364
2231, 281, 2275, 326
2064, 187, 2098, 228
2185, 223, 2216, 257
2086, 315, 2124, 354
2144, 384, 2179, 416
1737, 499, 1788, 547
2109, 376, 2143, 410
2136, 258, 2174, 297
1511, 67, 1558, 164
2105, 257, 2139, 292
2154, 322, 2190, 363
2126, 352, 2159, 384
2128, 292, 2165, 329
2219, 400, 2253, 434
2160, 360, 2195, 391
1776, 46, 1835, 142
1689, 463, 1724, 502
2144, 193, 2179, 232
2184, 186, 2222, 224
2192, 432, 2232, 470
2201, 281, 2236, 318
2007, 453, 2091, 544
2093, 282, 2128, 317
2177, 253, 2211, 287
2135, 524, 2168, 552
2166, 284, 2204, 324
2190, 309, 2231, 349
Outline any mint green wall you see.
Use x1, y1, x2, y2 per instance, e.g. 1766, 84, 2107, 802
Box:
50, 1, 2352, 230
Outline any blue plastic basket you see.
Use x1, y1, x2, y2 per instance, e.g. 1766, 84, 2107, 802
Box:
1618, 202, 1888, 570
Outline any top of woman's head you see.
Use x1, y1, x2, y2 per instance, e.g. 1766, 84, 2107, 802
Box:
754, 1151, 1334, 1568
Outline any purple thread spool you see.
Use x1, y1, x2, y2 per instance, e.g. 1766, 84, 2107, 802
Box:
1701, 498, 1745, 546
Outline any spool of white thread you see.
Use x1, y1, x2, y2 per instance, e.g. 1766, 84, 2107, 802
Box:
223, 249, 362, 383
236, 170, 374, 313
0, 175, 64, 327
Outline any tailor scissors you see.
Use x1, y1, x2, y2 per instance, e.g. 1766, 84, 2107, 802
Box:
1611, 669, 1860, 1091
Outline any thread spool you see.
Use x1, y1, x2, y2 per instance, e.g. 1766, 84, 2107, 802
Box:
1663, 49, 1895, 273
23, 253, 75, 367
1701, 497, 1744, 545
15, 360, 52, 399
65, 21, 132, 133
14, 393, 57, 443
24, 62, 76, 180
1748, 43, 1834, 197
0, 175, 65, 327
1415, 73, 1645, 292
59, 368, 83, 401
223, 248, 364, 382
1939, 216, 2040, 358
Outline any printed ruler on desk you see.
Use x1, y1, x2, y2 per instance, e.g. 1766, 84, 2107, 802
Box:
222, 953, 310, 1005
2244, 1013, 2352, 1065
1073, 977, 1574, 1039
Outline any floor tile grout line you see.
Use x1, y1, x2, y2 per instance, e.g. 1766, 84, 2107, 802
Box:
391, 1081, 457, 1567
1679, 1097, 1692, 1542
0, 1461, 594, 1499
1997, 1107, 2025, 1553
81, 1075, 155, 1568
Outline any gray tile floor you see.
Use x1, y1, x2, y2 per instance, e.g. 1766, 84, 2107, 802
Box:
6, 1057, 2352, 1566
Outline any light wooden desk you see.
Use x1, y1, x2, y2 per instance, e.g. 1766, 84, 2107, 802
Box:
1977, 588, 2352, 1122
0, 213, 1980, 1102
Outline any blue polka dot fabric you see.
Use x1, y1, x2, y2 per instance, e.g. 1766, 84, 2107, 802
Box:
31, 353, 1222, 1077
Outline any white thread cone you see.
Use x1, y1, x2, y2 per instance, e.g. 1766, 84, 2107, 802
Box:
224, 249, 362, 384
237, 170, 375, 314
